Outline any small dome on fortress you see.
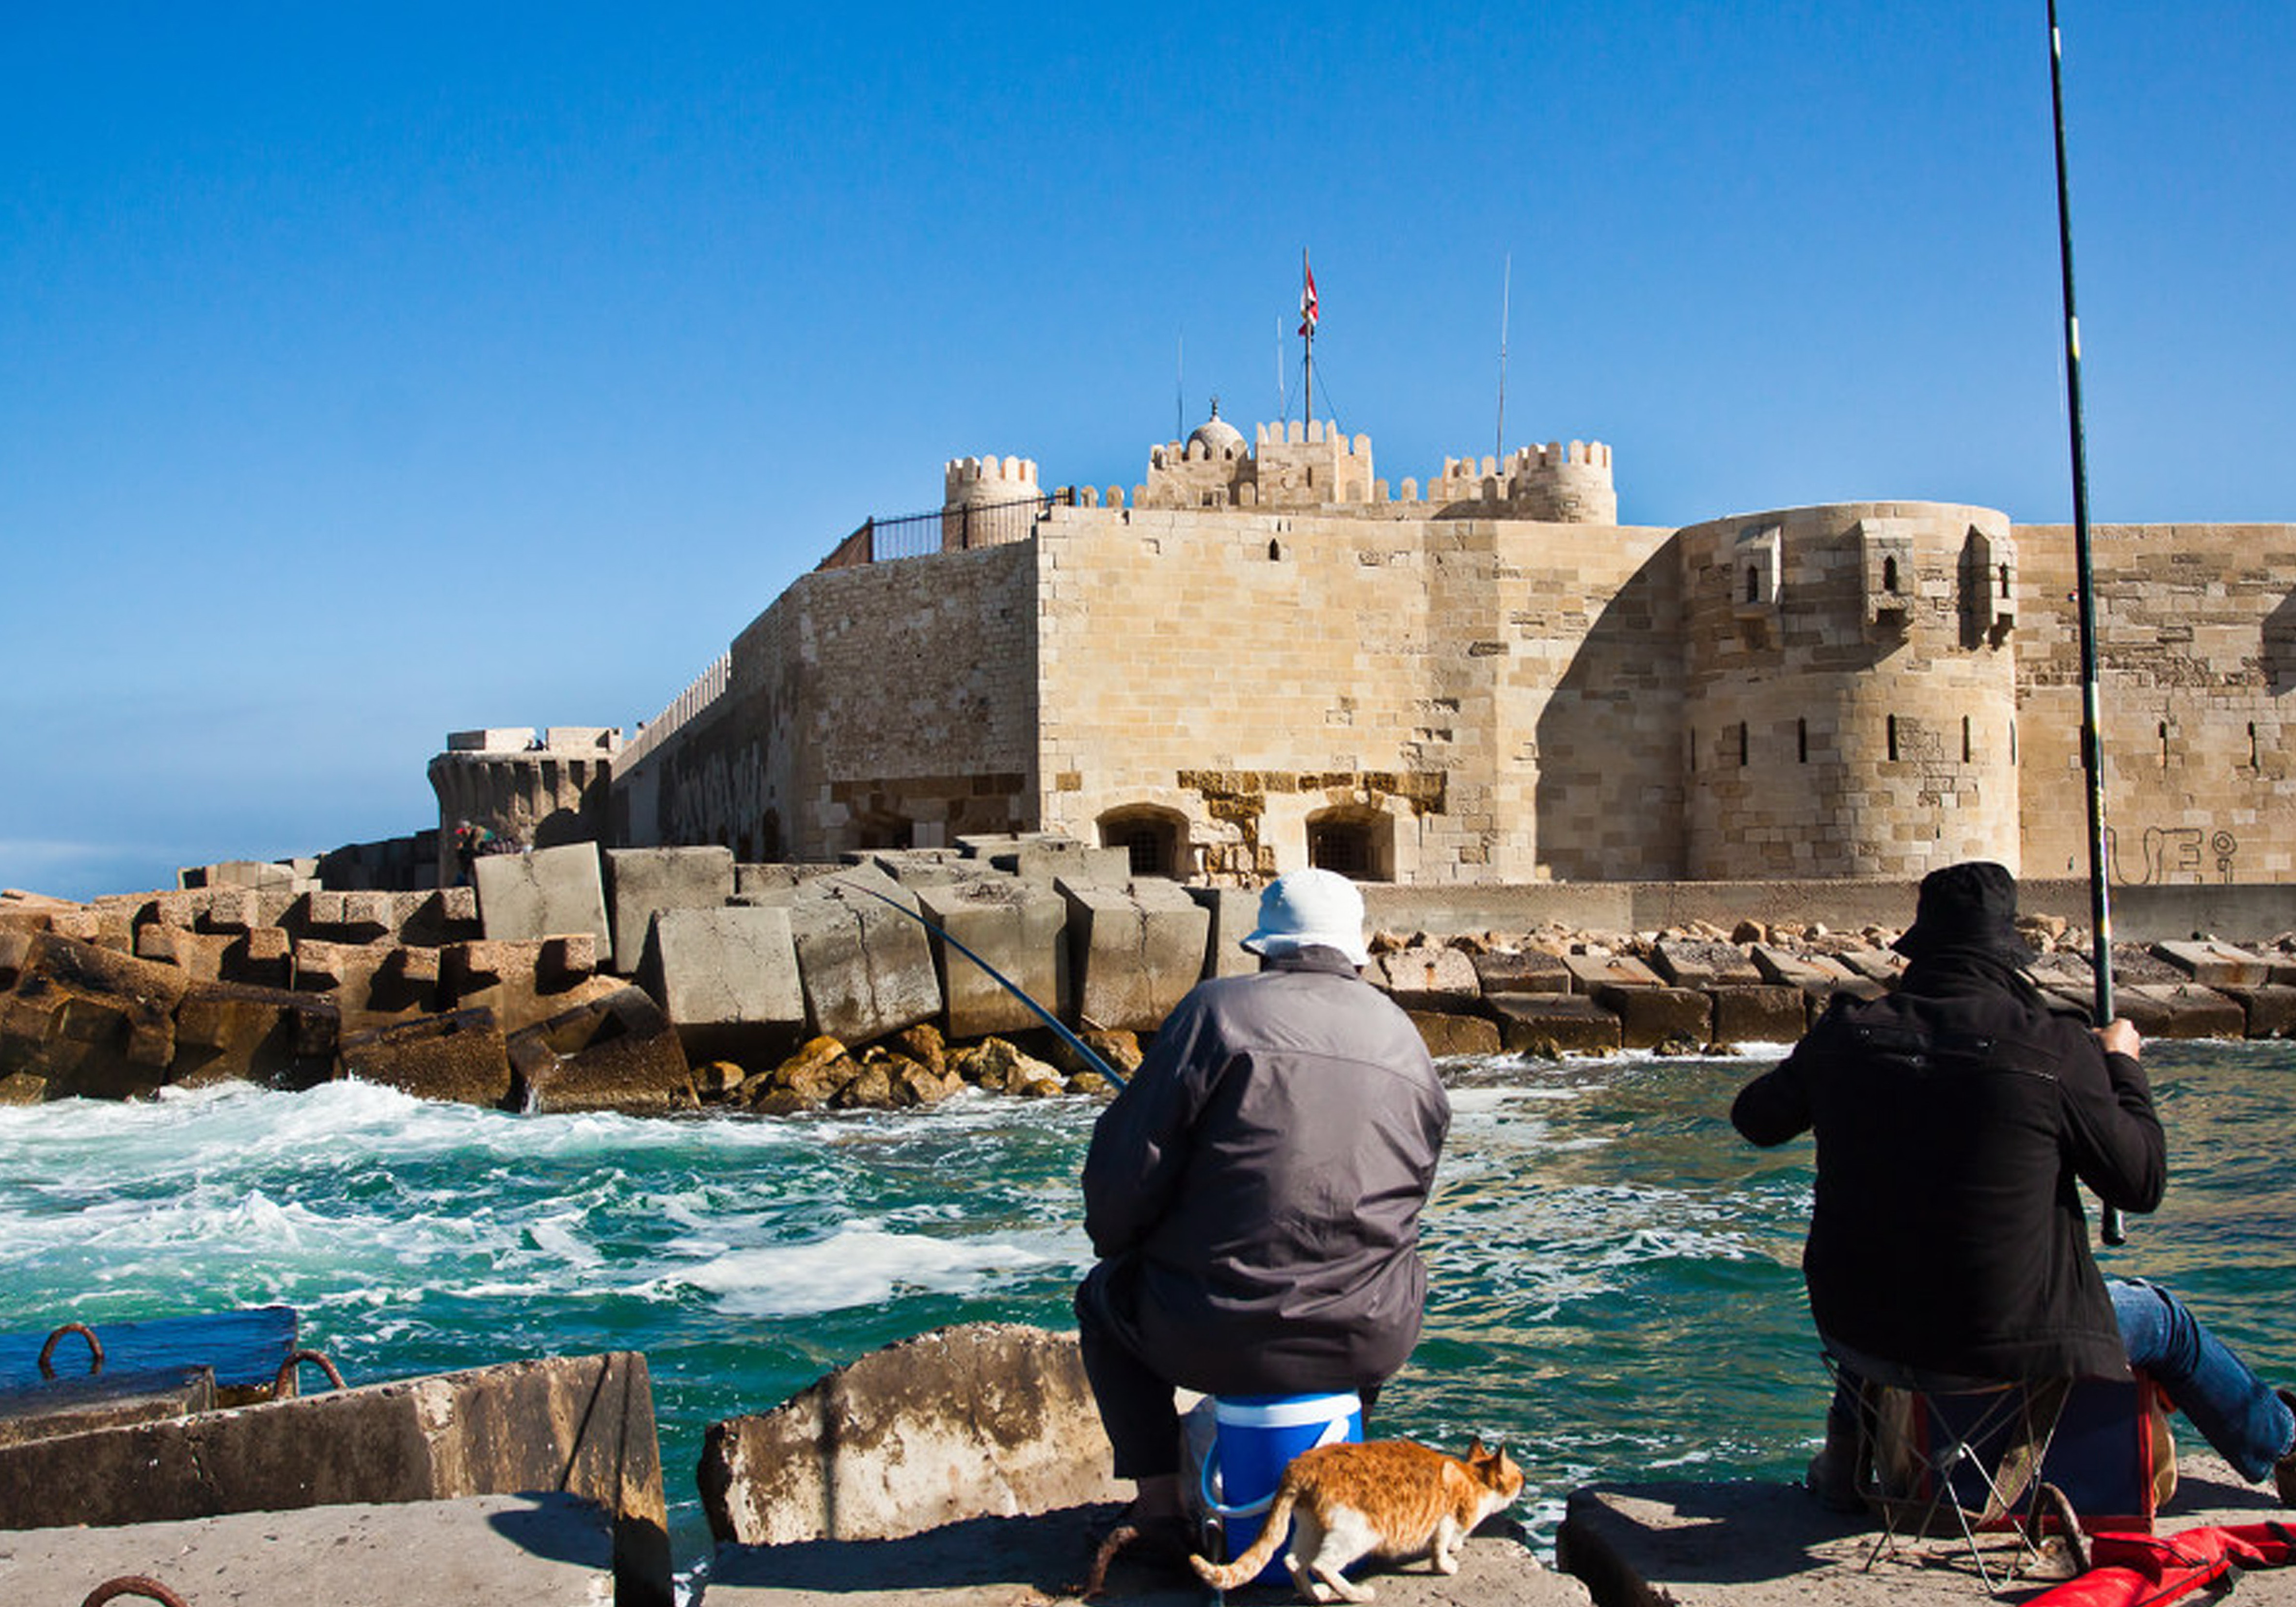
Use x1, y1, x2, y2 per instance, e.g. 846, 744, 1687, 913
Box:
1187, 399, 1247, 460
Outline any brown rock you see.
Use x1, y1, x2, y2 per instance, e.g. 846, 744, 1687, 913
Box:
891, 1022, 946, 1077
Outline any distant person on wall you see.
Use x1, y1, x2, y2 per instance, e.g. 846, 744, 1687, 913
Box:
1074, 867, 1452, 1560
451, 822, 479, 887
1730, 859, 2296, 1510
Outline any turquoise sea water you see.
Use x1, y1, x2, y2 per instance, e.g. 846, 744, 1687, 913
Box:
1, 1040, 2290, 1581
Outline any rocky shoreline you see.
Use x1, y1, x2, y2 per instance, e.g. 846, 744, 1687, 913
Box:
4, 840, 2292, 1114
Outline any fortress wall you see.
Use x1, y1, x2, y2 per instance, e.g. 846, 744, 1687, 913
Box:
620, 540, 1038, 861
1034, 503, 1450, 880
1476, 521, 1682, 881
2016, 522, 2296, 883
754, 539, 1037, 857
1032, 505, 1678, 884
1679, 503, 2022, 879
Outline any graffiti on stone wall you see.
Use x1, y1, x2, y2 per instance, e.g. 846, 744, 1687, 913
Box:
665, 740, 771, 859
2105, 825, 2239, 885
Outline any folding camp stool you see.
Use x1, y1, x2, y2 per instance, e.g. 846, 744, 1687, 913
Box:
1824, 1346, 2080, 1593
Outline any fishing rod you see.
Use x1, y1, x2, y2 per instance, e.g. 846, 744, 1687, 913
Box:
835, 879, 1126, 1088
2048, 0, 2125, 1247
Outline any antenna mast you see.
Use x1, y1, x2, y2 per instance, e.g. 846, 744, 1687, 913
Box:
1496, 253, 1512, 461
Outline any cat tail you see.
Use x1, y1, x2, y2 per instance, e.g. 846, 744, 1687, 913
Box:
1189, 1488, 1297, 1591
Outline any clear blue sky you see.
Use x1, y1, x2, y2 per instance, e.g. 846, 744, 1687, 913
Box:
4, 2, 2288, 901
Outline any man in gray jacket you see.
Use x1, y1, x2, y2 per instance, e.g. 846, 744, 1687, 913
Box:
1074, 868, 1451, 1538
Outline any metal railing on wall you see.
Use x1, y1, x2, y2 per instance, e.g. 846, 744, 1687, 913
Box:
815, 493, 1062, 572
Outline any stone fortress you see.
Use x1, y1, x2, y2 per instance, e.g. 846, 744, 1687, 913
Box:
433, 410, 2296, 891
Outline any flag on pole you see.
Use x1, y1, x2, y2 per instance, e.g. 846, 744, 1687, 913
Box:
1298, 251, 1318, 337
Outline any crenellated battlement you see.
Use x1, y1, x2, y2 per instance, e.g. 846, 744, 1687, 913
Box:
1137, 416, 1378, 509
944, 455, 1040, 506
1422, 440, 1617, 522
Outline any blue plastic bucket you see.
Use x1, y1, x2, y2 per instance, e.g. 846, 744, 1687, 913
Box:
1200, 1391, 1362, 1583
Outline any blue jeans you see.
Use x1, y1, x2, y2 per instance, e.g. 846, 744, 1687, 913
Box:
2112, 1276, 2294, 1483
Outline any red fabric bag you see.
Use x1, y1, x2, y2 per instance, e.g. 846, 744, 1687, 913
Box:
2026, 1522, 2296, 1607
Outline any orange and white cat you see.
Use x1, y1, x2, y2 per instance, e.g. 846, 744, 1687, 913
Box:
1190, 1436, 1525, 1604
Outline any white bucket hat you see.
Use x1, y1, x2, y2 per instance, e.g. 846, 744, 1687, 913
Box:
1241, 868, 1369, 967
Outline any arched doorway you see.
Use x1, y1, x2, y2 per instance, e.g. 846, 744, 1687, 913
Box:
1097, 806, 1188, 879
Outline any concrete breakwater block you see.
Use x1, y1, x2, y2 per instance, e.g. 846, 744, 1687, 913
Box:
914, 879, 1068, 1040
2116, 982, 2249, 1039
1059, 879, 1208, 1033
1408, 1007, 1503, 1058
0, 1351, 669, 1607
1188, 885, 1260, 979
509, 984, 697, 1115
1473, 947, 1573, 996
0, 1492, 616, 1607
170, 979, 338, 1089
2221, 983, 2296, 1038
338, 1006, 513, 1106
699, 1322, 1122, 1548
605, 845, 736, 974
1487, 993, 1622, 1056
0, 932, 187, 1099
1565, 952, 1664, 992
1652, 938, 1764, 989
1592, 982, 1712, 1050
636, 904, 806, 1063
291, 936, 441, 1023
765, 869, 942, 1045
442, 935, 610, 1034
1709, 984, 1810, 1045
1371, 944, 1480, 1011
475, 841, 613, 952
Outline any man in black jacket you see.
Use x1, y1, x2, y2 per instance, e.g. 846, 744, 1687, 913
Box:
1732, 860, 2296, 1506
1075, 867, 1451, 1536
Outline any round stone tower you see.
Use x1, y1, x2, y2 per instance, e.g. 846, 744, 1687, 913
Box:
941, 455, 1041, 550
1677, 502, 2022, 879
427, 727, 621, 883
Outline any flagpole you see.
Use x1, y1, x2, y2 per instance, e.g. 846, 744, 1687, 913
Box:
1301, 249, 1316, 425
2049, 0, 2125, 1247
1175, 332, 1184, 442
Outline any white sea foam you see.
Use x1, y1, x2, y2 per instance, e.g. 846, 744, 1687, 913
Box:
658, 1224, 1060, 1318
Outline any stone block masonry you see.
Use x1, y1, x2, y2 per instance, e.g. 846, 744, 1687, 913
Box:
599, 414, 2292, 892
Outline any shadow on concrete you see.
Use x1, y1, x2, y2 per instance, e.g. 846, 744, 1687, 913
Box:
707, 1504, 1125, 1598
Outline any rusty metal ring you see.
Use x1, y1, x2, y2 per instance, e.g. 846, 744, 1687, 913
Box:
39, 1321, 103, 1379
274, 1348, 345, 1395
82, 1577, 190, 1607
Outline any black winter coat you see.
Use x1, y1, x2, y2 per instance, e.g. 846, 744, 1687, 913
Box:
1082, 947, 1451, 1397
1731, 952, 2165, 1383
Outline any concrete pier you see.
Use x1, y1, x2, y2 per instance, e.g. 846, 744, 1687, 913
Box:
1558, 1454, 2296, 1605
0, 1493, 616, 1607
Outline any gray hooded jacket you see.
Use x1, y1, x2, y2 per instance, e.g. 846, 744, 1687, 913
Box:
1081, 947, 1451, 1396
